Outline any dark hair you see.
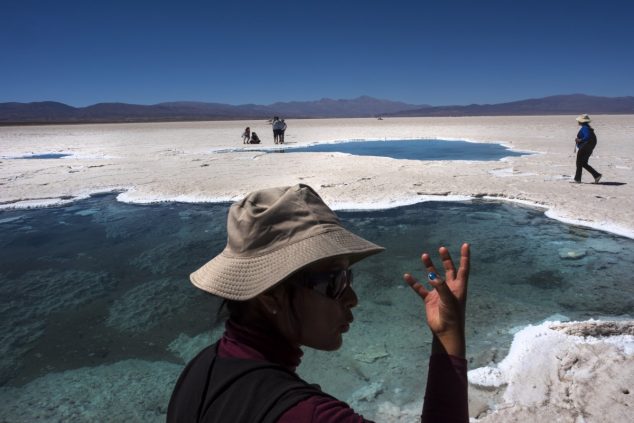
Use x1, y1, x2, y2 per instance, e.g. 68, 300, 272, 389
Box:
221, 299, 247, 323
217, 276, 303, 335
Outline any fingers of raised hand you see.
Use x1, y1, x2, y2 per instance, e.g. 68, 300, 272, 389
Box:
421, 252, 439, 276
403, 273, 429, 299
422, 251, 448, 289
456, 243, 470, 281
427, 273, 453, 302
439, 246, 457, 281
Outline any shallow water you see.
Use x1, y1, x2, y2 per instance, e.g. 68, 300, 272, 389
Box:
250, 139, 527, 161
0, 194, 632, 420
13, 153, 71, 159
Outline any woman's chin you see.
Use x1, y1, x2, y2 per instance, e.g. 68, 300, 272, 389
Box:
317, 336, 344, 352
331, 334, 345, 350
303, 330, 345, 351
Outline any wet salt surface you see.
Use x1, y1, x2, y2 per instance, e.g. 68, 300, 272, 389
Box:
239, 139, 529, 161
0, 194, 632, 420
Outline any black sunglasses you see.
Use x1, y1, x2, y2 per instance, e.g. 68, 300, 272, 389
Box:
299, 269, 353, 300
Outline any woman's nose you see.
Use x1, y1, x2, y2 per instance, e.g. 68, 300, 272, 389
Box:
340, 286, 358, 308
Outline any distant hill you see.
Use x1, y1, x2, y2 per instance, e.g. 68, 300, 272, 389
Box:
385, 94, 634, 117
264, 96, 430, 118
0, 97, 427, 125
1, 94, 632, 125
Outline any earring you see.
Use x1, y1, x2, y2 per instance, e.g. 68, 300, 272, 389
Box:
271, 309, 278, 315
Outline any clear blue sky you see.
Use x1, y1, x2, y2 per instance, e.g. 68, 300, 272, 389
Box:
2, 0, 633, 107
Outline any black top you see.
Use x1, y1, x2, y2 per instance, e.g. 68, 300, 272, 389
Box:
167, 342, 332, 423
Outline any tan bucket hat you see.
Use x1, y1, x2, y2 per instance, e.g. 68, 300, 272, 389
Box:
190, 184, 385, 300
576, 114, 591, 123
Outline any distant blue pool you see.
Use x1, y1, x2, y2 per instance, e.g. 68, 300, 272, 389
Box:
260, 139, 528, 161
15, 153, 71, 159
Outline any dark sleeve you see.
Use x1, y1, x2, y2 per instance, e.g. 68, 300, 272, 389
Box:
279, 395, 374, 423
421, 354, 468, 423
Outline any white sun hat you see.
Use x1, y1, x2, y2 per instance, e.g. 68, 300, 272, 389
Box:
576, 114, 592, 123
190, 184, 385, 300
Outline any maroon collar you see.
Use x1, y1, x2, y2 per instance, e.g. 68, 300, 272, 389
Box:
218, 319, 303, 371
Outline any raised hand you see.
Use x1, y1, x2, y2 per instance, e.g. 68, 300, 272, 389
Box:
403, 243, 470, 357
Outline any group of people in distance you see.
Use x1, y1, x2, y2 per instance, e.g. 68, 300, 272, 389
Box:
241, 117, 287, 145
241, 126, 260, 144
240, 115, 600, 184
272, 116, 287, 144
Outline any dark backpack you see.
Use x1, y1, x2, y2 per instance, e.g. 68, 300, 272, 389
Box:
167, 343, 332, 423
588, 127, 598, 146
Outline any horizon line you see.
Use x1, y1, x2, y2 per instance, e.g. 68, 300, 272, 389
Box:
3, 92, 634, 109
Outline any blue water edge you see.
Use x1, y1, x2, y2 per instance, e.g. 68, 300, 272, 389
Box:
248, 139, 528, 161
14, 153, 71, 159
0, 194, 632, 421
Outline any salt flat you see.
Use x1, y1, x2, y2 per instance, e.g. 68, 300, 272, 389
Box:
1, 115, 633, 238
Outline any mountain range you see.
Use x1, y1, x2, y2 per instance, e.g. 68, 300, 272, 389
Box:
1, 94, 632, 125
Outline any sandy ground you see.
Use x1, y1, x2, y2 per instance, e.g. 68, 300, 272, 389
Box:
1, 115, 633, 238
1, 115, 633, 421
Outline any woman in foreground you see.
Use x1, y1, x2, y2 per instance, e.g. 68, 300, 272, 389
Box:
167, 184, 469, 422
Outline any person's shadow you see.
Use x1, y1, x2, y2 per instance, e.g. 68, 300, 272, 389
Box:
597, 181, 627, 186
572, 181, 626, 186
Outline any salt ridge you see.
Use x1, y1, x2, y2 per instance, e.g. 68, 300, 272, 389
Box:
2, 187, 633, 240
468, 319, 633, 420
